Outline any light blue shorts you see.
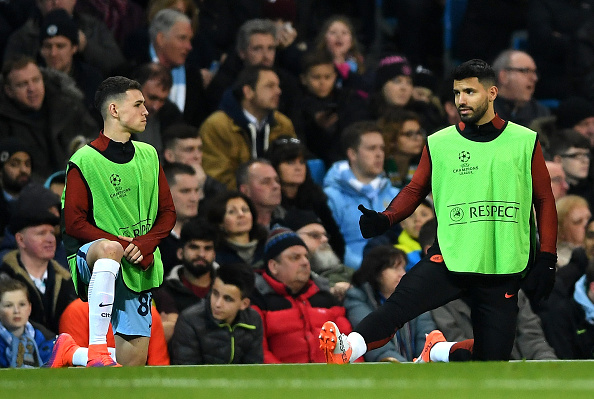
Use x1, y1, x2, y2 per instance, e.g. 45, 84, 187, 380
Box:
76, 240, 152, 337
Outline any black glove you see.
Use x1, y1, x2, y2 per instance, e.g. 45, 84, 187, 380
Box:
358, 204, 390, 238
521, 251, 556, 304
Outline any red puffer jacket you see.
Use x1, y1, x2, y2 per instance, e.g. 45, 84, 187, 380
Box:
251, 272, 354, 363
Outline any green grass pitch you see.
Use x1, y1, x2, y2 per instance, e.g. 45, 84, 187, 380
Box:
3, 361, 594, 399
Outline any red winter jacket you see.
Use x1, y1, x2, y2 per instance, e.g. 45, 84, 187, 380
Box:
251, 272, 354, 363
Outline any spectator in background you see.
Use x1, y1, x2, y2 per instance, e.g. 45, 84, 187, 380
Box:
152, 219, 219, 342
344, 245, 436, 362
0, 139, 32, 238
38, 9, 103, 123
0, 56, 97, 179
556, 97, 594, 149
265, 136, 345, 260
396, 199, 435, 271
169, 262, 263, 364
492, 50, 550, 127
282, 209, 353, 303
147, 9, 209, 128
4, 0, 125, 77
545, 161, 569, 201
556, 195, 591, 268
159, 162, 204, 275
206, 190, 268, 271
237, 159, 284, 229
200, 65, 297, 190
323, 121, 399, 269
0, 190, 76, 335
251, 226, 355, 363
161, 123, 226, 208
0, 278, 55, 368
131, 62, 183, 155
205, 18, 300, 117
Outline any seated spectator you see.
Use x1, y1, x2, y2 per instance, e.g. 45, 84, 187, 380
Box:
0, 56, 97, 179
38, 9, 103, 123
540, 261, 594, 359
0, 190, 77, 334
292, 50, 367, 168
0, 139, 32, 237
545, 161, 569, 201
237, 158, 284, 229
265, 137, 345, 259
323, 121, 399, 269
59, 298, 169, 366
4, 0, 125, 76
250, 226, 355, 363
131, 62, 183, 155
555, 97, 594, 149
492, 50, 550, 127
200, 65, 297, 190
152, 218, 218, 341
206, 191, 267, 271
344, 245, 436, 362
556, 195, 591, 268
396, 199, 435, 271
282, 209, 353, 302
169, 262, 263, 364
408, 64, 448, 133
0, 278, 54, 368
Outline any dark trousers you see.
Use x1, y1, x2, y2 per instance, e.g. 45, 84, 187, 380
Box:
356, 248, 521, 361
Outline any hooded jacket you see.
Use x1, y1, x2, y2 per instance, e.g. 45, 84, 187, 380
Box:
323, 160, 399, 269
200, 90, 296, 189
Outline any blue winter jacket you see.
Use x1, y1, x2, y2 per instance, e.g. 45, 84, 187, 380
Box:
323, 160, 399, 269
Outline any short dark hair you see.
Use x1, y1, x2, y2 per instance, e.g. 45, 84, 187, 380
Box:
352, 245, 407, 293
2, 55, 38, 86
132, 62, 173, 89
0, 278, 29, 302
235, 158, 273, 189
162, 123, 199, 150
180, 217, 219, 246
548, 128, 591, 157
163, 161, 196, 186
341, 120, 382, 155
232, 65, 276, 101
452, 59, 496, 88
94, 76, 142, 118
418, 218, 437, 254
215, 262, 256, 298
300, 50, 335, 75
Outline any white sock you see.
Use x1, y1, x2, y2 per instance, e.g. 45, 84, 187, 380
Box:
88, 259, 119, 346
72, 347, 117, 366
347, 332, 367, 363
430, 341, 456, 362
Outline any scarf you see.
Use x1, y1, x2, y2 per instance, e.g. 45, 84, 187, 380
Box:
0, 322, 42, 368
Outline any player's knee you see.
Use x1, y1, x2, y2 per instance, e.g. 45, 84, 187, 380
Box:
94, 239, 125, 261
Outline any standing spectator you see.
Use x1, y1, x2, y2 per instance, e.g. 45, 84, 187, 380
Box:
38, 9, 104, 123
60, 76, 176, 366
237, 159, 283, 229
555, 195, 591, 268
205, 18, 300, 117
159, 162, 203, 274
1, 193, 76, 335
206, 191, 268, 271
492, 50, 550, 127
251, 226, 355, 363
131, 62, 183, 155
319, 59, 557, 364
0, 139, 32, 237
323, 121, 399, 270
265, 136, 345, 259
4, 0, 125, 76
0, 278, 55, 368
345, 245, 436, 362
200, 65, 296, 190
0, 56, 97, 179
169, 262, 263, 364
152, 218, 218, 342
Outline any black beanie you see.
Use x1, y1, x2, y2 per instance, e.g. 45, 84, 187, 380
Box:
263, 225, 307, 265
374, 55, 412, 90
281, 209, 322, 232
40, 9, 79, 45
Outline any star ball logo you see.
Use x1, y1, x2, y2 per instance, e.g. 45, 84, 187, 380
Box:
110, 174, 121, 187
452, 150, 478, 175
458, 151, 470, 163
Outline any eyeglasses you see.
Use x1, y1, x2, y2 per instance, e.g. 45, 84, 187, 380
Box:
550, 176, 566, 184
560, 152, 591, 161
274, 137, 301, 145
299, 231, 329, 240
401, 129, 426, 138
504, 67, 538, 76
